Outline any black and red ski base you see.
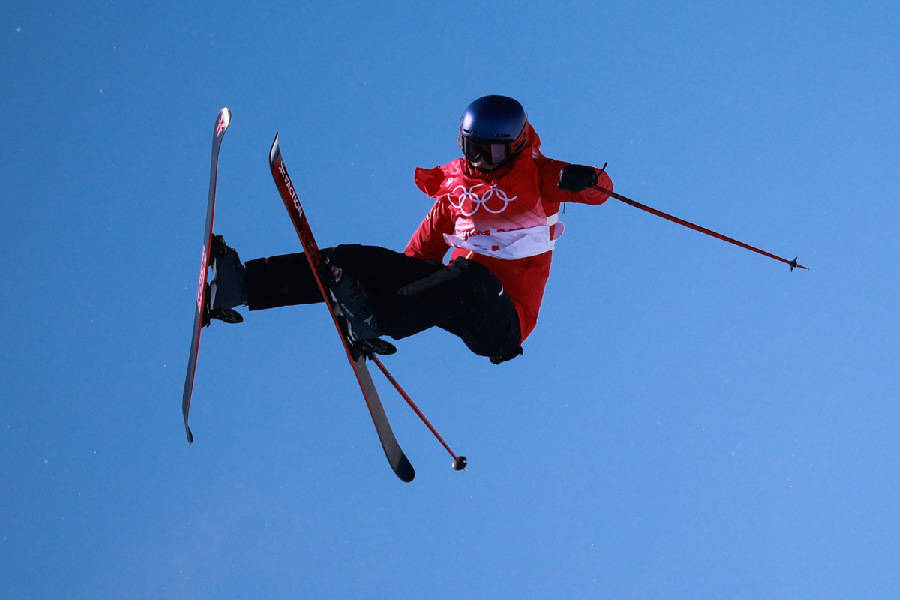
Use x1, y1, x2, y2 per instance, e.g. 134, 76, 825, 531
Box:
268, 134, 416, 482
181, 107, 232, 444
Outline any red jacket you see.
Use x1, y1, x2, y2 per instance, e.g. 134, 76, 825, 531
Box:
404, 123, 612, 342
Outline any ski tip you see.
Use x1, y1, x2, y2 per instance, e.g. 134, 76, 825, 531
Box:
269, 133, 281, 164
214, 108, 231, 140
185, 425, 194, 444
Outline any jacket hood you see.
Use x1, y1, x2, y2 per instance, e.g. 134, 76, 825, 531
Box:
522, 122, 542, 156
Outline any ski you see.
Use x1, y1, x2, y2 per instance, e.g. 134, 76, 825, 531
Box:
268, 134, 415, 482
181, 107, 232, 444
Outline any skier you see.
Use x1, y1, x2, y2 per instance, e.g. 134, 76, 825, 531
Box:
207, 95, 613, 364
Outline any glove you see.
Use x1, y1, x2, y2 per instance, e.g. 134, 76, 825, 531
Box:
558, 164, 599, 192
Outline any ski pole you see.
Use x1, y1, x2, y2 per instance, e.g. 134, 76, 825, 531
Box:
595, 183, 808, 271
370, 355, 467, 471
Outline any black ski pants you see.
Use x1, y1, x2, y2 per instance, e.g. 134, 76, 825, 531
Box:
244, 244, 522, 361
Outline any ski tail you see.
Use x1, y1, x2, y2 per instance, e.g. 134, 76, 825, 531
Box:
182, 107, 232, 444
351, 356, 416, 482
268, 134, 415, 482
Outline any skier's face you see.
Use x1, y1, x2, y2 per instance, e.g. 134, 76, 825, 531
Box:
469, 154, 504, 172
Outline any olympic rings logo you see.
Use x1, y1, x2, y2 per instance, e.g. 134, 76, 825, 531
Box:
447, 184, 518, 217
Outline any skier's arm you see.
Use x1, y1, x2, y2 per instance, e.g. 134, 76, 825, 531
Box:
540, 158, 612, 206
405, 166, 454, 261
404, 198, 452, 262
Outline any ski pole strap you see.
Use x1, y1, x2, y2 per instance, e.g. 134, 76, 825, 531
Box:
596, 186, 808, 271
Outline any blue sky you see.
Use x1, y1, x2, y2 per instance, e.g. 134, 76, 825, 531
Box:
2, 1, 898, 598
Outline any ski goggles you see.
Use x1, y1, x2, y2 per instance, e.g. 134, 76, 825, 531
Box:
459, 129, 528, 167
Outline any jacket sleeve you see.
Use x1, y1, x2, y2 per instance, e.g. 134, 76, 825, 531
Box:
404, 198, 452, 262
404, 166, 455, 261
539, 157, 612, 206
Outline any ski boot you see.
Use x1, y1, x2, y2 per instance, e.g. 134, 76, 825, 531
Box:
319, 256, 396, 359
204, 234, 246, 326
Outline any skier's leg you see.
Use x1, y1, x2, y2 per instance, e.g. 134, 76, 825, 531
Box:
244, 245, 426, 312
216, 241, 523, 362
392, 257, 523, 362
205, 232, 326, 321
334, 248, 523, 362
244, 252, 323, 309
241, 246, 396, 356
325, 244, 444, 298
320, 245, 443, 344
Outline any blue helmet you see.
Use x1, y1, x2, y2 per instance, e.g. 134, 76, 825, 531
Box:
458, 95, 529, 170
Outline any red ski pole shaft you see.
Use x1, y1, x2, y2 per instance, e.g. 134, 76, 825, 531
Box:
370, 355, 466, 470
596, 185, 808, 271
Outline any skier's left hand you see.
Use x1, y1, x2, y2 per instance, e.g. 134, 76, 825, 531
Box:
558, 164, 599, 192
